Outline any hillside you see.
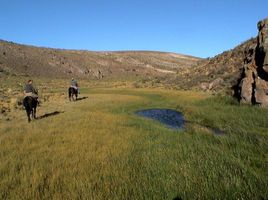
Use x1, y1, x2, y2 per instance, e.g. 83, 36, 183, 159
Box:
0, 40, 201, 79
173, 38, 257, 91
1, 17, 268, 110
175, 17, 268, 108
0, 37, 258, 92
0, 38, 257, 91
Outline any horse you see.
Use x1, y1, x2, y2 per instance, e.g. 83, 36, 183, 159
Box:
68, 87, 78, 101
23, 96, 38, 122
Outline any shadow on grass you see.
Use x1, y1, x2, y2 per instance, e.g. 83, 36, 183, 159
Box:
185, 120, 225, 135
76, 96, 88, 101
36, 111, 64, 120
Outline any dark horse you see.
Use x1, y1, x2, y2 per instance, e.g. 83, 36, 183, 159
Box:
23, 96, 38, 122
68, 87, 78, 101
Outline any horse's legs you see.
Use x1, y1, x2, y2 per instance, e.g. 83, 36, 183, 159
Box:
33, 107, 37, 119
68, 88, 72, 101
27, 110, 31, 122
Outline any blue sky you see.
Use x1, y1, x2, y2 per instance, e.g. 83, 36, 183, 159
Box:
0, 0, 267, 58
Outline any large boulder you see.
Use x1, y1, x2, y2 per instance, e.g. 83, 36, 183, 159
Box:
239, 74, 254, 104
255, 78, 268, 106
237, 18, 268, 106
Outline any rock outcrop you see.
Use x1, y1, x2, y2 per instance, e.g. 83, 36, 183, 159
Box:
237, 18, 268, 106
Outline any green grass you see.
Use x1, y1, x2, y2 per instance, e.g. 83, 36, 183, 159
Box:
0, 86, 268, 199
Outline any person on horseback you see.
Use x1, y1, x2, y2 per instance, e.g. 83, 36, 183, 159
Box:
24, 79, 39, 103
71, 78, 79, 94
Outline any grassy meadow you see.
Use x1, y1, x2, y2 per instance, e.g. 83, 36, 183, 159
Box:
0, 83, 268, 199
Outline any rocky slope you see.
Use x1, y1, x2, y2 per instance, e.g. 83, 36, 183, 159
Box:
0, 40, 200, 79
173, 38, 257, 91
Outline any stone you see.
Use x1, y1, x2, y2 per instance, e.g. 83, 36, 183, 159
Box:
200, 82, 209, 91
239, 72, 254, 104
257, 18, 268, 76
255, 78, 268, 106
208, 78, 224, 90
237, 18, 268, 106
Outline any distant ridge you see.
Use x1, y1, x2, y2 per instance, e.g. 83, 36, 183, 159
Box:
0, 36, 261, 94
0, 39, 201, 79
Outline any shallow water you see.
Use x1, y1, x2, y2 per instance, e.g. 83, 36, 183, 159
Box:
136, 109, 225, 135
136, 109, 185, 130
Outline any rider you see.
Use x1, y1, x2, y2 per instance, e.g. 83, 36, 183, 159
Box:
24, 79, 39, 103
71, 78, 79, 94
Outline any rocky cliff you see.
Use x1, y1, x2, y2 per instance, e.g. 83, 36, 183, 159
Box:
237, 18, 268, 106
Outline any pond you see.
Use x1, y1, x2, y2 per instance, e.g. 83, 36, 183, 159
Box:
136, 109, 185, 130
136, 108, 225, 135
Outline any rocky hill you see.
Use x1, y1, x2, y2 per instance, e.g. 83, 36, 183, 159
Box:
0, 40, 200, 79
173, 38, 257, 91
172, 17, 268, 107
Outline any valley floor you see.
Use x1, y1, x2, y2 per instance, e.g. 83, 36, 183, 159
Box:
0, 86, 268, 199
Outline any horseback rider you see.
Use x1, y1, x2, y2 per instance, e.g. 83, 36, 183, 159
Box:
71, 78, 79, 93
24, 79, 39, 103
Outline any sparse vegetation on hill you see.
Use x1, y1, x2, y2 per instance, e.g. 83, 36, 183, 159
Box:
0, 36, 261, 94
173, 38, 257, 91
0, 40, 200, 79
